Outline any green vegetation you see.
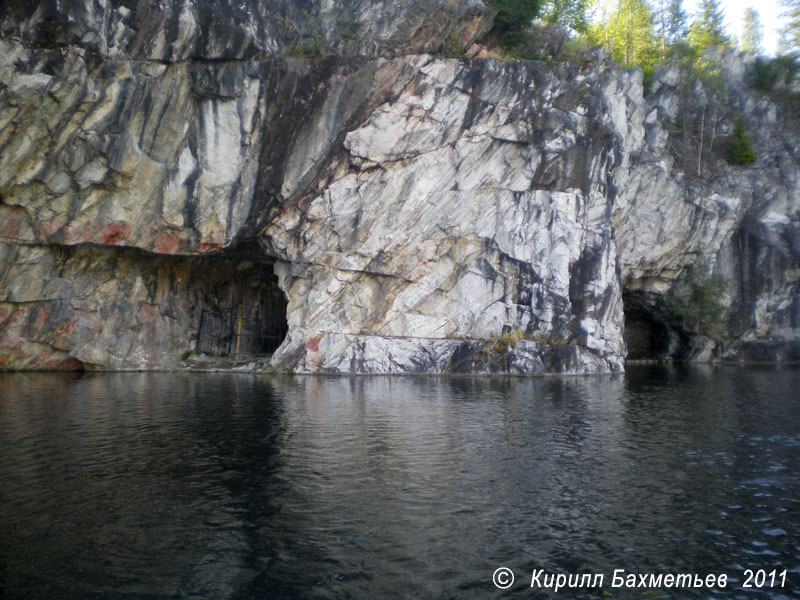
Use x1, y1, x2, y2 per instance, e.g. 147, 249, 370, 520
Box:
561, 36, 590, 57
488, 0, 544, 48
587, 0, 660, 72
479, 0, 793, 97
748, 56, 788, 92
781, 0, 800, 54
447, 34, 468, 58
666, 257, 729, 341
472, 1, 783, 176
747, 55, 799, 94
474, 330, 527, 368
727, 118, 757, 165
490, 329, 527, 354
583, 0, 735, 79
180, 349, 199, 361
664, 0, 688, 43
686, 0, 729, 54
474, 1, 799, 177
741, 8, 762, 55
672, 43, 728, 176
483, 0, 770, 87
530, 332, 570, 346
578, 0, 741, 150
539, 0, 590, 32
745, 54, 800, 121
286, 39, 322, 57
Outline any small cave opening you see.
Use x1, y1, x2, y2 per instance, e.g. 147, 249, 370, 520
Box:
623, 293, 689, 362
193, 240, 288, 358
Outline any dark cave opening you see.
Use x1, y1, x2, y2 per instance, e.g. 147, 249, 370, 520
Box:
623, 293, 690, 361
194, 241, 288, 357
0, 238, 291, 370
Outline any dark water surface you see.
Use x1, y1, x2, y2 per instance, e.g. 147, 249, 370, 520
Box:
1, 366, 799, 599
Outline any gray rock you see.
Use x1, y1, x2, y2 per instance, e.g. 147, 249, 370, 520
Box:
0, 4, 798, 372
1, 0, 493, 61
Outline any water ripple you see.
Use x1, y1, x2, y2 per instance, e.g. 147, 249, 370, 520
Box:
0, 367, 799, 599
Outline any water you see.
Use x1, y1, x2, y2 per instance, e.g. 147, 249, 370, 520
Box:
0, 366, 798, 599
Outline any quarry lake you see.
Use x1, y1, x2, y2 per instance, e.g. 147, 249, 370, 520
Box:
1, 367, 799, 599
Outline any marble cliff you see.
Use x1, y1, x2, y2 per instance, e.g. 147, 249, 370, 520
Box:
1, 1, 798, 373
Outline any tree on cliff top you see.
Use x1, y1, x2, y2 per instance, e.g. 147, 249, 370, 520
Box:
652, 0, 688, 57
539, 0, 590, 33
666, 0, 688, 41
488, 0, 544, 47
687, 0, 730, 53
781, 0, 800, 53
587, 0, 660, 71
741, 8, 763, 55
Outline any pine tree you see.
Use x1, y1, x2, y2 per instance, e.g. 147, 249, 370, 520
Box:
651, 0, 687, 57
489, 0, 544, 48
781, 0, 800, 53
651, 0, 680, 56
539, 0, 590, 32
741, 8, 762, 54
728, 118, 756, 165
687, 0, 730, 52
588, 0, 660, 70
666, 0, 687, 41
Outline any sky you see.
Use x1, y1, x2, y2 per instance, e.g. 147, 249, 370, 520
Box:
685, 0, 785, 55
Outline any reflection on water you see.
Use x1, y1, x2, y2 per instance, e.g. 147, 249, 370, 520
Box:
0, 366, 798, 599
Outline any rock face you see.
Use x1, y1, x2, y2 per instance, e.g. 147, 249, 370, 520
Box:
0, 0, 493, 61
265, 56, 626, 374
0, 241, 281, 369
615, 50, 800, 363
1, 2, 798, 372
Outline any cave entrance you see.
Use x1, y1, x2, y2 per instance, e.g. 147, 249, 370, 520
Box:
623, 292, 689, 361
194, 242, 288, 358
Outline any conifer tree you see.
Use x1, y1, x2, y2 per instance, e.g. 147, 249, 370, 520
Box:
588, 0, 660, 70
781, 0, 800, 53
652, 0, 668, 57
489, 0, 543, 48
651, 0, 687, 57
540, 0, 590, 32
741, 8, 762, 54
728, 118, 757, 165
687, 0, 730, 52
666, 0, 687, 41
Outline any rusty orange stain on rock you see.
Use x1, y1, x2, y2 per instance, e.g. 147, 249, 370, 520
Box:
42, 217, 65, 237
99, 222, 129, 245
0, 207, 29, 239
152, 230, 183, 254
